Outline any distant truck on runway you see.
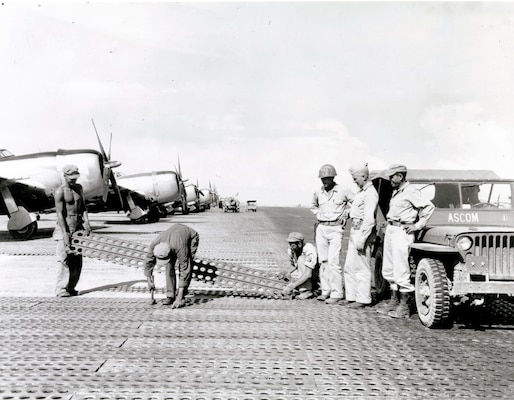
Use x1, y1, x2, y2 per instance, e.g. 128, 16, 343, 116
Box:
223, 197, 240, 213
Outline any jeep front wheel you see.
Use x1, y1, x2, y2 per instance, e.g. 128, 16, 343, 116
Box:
415, 258, 451, 328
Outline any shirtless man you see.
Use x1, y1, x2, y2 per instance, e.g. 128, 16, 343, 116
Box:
54, 164, 91, 297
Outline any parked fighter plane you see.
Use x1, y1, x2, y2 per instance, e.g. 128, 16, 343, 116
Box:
197, 182, 217, 211
0, 147, 121, 239
88, 123, 189, 223
111, 170, 186, 222
198, 188, 212, 211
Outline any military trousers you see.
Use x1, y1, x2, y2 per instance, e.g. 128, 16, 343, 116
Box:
343, 228, 372, 304
382, 225, 415, 293
315, 223, 344, 299
55, 240, 83, 296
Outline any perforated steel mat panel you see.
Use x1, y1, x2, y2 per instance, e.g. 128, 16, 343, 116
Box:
1, 296, 514, 399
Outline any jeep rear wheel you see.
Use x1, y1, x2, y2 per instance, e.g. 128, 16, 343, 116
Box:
415, 258, 451, 328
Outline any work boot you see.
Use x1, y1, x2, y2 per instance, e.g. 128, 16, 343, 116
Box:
161, 297, 175, 306
316, 294, 330, 301
388, 292, 411, 319
296, 291, 313, 300
375, 290, 399, 314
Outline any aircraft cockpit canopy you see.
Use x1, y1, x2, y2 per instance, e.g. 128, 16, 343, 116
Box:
0, 149, 14, 158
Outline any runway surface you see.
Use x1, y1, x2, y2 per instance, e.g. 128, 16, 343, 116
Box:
0, 207, 513, 399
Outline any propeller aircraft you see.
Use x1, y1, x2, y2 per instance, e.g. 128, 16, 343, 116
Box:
197, 181, 217, 211
112, 170, 185, 222
88, 122, 192, 223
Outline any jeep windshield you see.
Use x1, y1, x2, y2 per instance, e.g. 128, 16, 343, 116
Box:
413, 182, 512, 210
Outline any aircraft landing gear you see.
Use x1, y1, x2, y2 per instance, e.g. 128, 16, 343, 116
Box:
10, 221, 38, 240
1, 186, 39, 239
146, 206, 161, 223
7, 207, 38, 240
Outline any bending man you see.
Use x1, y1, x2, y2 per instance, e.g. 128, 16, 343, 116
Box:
145, 223, 200, 308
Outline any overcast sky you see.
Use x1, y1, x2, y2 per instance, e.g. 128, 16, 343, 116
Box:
1, 1, 514, 206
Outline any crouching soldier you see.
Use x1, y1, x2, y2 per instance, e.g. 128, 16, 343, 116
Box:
281, 232, 318, 299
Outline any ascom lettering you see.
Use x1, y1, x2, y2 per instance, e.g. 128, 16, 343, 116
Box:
448, 212, 479, 223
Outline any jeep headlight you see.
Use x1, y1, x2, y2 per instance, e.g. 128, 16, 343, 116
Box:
456, 236, 473, 252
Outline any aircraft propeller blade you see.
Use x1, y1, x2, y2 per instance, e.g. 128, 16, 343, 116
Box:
91, 118, 124, 208
92, 118, 108, 161
108, 132, 112, 160
175, 155, 189, 214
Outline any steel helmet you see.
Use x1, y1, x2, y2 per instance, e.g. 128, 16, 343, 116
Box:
318, 164, 337, 178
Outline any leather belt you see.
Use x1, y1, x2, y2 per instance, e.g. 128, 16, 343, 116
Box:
388, 220, 408, 227
318, 220, 341, 226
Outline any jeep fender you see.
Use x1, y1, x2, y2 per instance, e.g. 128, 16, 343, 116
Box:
410, 242, 457, 253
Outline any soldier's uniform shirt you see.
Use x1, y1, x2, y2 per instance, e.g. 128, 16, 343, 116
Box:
287, 242, 317, 292
348, 181, 379, 249
311, 184, 354, 223
386, 182, 434, 230
145, 224, 199, 289
382, 181, 435, 292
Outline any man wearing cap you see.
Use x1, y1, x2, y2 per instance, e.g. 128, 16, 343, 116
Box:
54, 164, 91, 297
311, 164, 354, 304
342, 162, 379, 308
144, 223, 199, 308
281, 232, 318, 300
377, 164, 435, 318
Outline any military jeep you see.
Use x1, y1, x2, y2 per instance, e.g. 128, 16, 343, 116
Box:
370, 169, 514, 328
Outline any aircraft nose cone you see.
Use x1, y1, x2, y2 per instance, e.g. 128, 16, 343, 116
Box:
107, 161, 122, 168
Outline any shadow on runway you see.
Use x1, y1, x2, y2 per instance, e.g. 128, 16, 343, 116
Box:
78, 280, 146, 295
0, 227, 56, 242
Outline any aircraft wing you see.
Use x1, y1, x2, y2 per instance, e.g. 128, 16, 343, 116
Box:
0, 177, 48, 191
0, 176, 54, 212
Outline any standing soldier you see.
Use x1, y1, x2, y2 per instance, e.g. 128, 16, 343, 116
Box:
375, 164, 435, 318
54, 164, 91, 297
342, 162, 379, 308
145, 223, 200, 308
311, 164, 354, 304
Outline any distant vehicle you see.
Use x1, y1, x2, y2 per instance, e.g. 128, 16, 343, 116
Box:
223, 197, 240, 213
370, 169, 514, 328
246, 200, 257, 212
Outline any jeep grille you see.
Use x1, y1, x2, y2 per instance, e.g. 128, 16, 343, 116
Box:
471, 234, 514, 280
